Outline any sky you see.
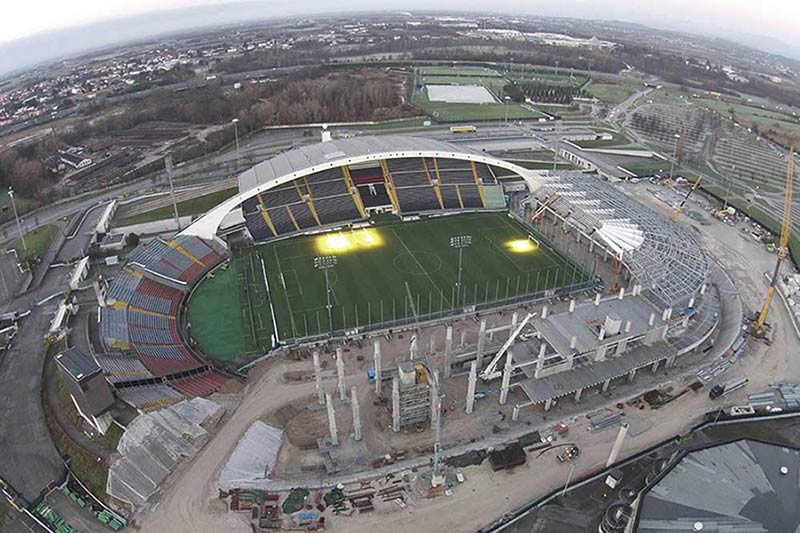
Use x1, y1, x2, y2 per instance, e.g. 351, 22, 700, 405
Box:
2, 0, 798, 48
1, 0, 800, 74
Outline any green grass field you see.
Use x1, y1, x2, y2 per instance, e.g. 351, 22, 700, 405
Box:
118, 187, 239, 226
189, 212, 589, 362
585, 81, 640, 105
13, 224, 57, 261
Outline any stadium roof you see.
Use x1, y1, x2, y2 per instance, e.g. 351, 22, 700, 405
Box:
540, 171, 708, 307
238, 135, 489, 191
55, 347, 100, 382
183, 135, 540, 240
636, 439, 800, 532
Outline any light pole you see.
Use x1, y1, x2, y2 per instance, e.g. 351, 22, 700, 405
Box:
232, 118, 241, 171
8, 188, 26, 252
314, 255, 337, 335
450, 235, 472, 307
668, 133, 680, 180
504, 96, 511, 127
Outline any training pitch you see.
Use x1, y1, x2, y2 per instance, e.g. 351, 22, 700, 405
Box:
188, 212, 589, 362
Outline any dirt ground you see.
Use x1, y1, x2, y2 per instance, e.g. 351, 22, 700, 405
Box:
136, 183, 799, 533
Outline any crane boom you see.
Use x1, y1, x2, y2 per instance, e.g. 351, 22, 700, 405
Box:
670, 175, 703, 221
754, 148, 794, 335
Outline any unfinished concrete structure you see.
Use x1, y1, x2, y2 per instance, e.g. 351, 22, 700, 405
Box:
390, 361, 432, 431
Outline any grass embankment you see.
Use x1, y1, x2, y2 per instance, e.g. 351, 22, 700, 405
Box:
118, 187, 239, 226
13, 224, 57, 261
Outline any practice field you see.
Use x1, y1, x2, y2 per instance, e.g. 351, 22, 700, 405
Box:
189, 212, 590, 362
426, 84, 497, 104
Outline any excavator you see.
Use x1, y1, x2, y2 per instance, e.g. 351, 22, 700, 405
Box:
748, 147, 794, 341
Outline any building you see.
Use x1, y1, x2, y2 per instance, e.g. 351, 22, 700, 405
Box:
630, 439, 800, 532
59, 149, 93, 169
54, 347, 115, 434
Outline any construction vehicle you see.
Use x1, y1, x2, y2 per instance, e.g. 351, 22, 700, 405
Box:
669, 174, 703, 221
748, 148, 794, 339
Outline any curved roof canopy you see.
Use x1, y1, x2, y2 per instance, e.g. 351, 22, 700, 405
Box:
182, 135, 543, 239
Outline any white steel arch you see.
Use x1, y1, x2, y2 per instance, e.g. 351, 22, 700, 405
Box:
180, 148, 544, 240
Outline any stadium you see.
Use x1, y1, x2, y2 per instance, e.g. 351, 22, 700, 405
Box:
95, 134, 716, 410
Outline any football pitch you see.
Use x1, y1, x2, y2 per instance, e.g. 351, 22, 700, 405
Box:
188, 212, 590, 362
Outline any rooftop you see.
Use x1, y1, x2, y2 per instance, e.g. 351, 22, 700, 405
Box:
55, 347, 101, 382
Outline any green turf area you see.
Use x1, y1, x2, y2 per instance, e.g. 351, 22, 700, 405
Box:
358, 117, 432, 130
586, 81, 640, 105
413, 66, 547, 122
13, 224, 56, 261
0, 188, 39, 224
190, 212, 589, 359
118, 187, 238, 226
621, 159, 672, 176
573, 132, 630, 149
187, 261, 264, 361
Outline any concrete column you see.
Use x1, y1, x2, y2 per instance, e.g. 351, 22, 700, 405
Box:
570, 336, 577, 350
460, 330, 466, 348
541, 305, 548, 319
595, 293, 601, 306
430, 370, 440, 428
602, 378, 611, 393
445, 325, 453, 359
700, 283, 707, 295
651, 360, 660, 373
618, 287, 625, 300
512, 405, 520, 421
661, 308, 669, 321
373, 339, 382, 396
476, 319, 487, 369
544, 398, 553, 411
429, 335, 436, 355
627, 368, 637, 383
466, 361, 478, 414
313, 351, 324, 405
589, 240, 595, 253
648, 312, 656, 326
488, 324, 495, 343
598, 326, 606, 341
666, 355, 676, 369
569, 299, 575, 313
624, 320, 632, 333
499, 359, 512, 405
336, 347, 347, 402
392, 378, 400, 433
605, 423, 629, 467
574, 388, 583, 402
688, 297, 695, 308
326, 392, 338, 446
535, 342, 546, 378
410, 335, 419, 360
351, 386, 362, 441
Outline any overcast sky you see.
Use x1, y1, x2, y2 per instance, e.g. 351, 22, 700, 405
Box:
2, 0, 800, 51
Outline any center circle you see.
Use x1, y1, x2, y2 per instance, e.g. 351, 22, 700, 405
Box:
393, 251, 443, 275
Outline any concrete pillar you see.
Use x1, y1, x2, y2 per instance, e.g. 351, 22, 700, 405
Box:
589, 240, 595, 253
488, 324, 495, 343
574, 388, 583, 402
512, 405, 520, 421
648, 312, 656, 326
651, 360, 660, 373
627, 368, 637, 383
336, 347, 347, 402
535, 342, 546, 378
541, 305, 548, 319
499, 358, 512, 405
606, 423, 629, 467
429, 335, 436, 354
445, 325, 453, 360
595, 293, 601, 306
624, 320, 632, 333
476, 319, 487, 369
569, 299, 575, 313
430, 370, 440, 428
602, 378, 611, 393
544, 398, 553, 411
326, 392, 339, 446
351, 386, 362, 441
466, 360, 478, 414
661, 308, 669, 321
688, 297, 695, 308
392, 378, 400, 433
598, 326, 606, 341
700, 283, 707, 295
460, 330, 466, 348
313, 351, 324, 405
373, 339, 382, 396
618, 287, 625, 300
666, 355, 676, 369
570, 336, 577, 350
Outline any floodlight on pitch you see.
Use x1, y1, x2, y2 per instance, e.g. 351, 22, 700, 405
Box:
315, 227, 384, 255
505, 236, 538, 253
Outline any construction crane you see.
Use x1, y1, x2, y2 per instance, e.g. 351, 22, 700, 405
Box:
750, 148, 794, 339
669, 175, 703, 221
